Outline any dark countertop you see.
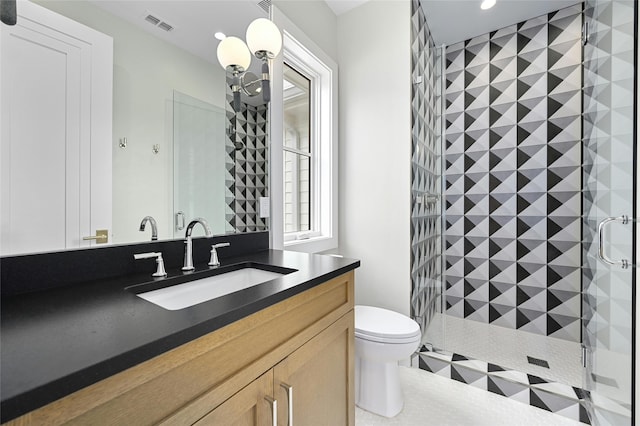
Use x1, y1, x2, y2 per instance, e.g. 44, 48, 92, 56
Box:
0, 249, 359, 422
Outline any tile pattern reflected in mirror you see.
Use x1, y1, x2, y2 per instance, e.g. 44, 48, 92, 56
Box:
225, 76, 269, 233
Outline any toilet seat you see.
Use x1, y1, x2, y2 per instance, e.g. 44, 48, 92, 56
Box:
355, 305, 421, 344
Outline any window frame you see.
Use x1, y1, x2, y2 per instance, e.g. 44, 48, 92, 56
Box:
270, 8, 338, 253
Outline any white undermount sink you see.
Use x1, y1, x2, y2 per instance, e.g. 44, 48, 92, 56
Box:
136, 268, 288, 310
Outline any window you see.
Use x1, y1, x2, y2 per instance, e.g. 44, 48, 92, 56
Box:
269, 13, 338, 253
283, 64, 312, 237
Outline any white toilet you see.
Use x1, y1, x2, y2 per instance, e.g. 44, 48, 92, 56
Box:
354, 305, 421, 418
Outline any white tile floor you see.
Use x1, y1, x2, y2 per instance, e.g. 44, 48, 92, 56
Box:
424, 314, 583, 387
355, 367, 584, 426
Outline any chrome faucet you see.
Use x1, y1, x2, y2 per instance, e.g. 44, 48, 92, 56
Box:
139, 216, 158, 241
182, 218, 213, 271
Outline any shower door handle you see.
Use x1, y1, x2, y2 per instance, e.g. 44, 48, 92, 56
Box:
175, 211, 185, 231
598, 215, 630, 269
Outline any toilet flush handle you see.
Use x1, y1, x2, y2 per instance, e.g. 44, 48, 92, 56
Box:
281, 383, 293, 426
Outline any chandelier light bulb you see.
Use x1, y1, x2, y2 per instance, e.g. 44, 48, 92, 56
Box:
246, 18, 282, 58
216, 36, 251, 71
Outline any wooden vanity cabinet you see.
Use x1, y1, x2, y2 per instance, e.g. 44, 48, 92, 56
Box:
196, 313, 353, 426
273, 313, 353, 426
4, 271, 355, 426
194, 370, 275, 425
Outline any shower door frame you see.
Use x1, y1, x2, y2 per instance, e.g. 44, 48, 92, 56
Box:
581, 1, 637, 424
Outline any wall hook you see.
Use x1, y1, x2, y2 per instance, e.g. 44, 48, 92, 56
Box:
119, 137, 127, 148
152, 144, 160, 154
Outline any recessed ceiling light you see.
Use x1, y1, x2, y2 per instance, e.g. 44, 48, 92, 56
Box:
214, 32, 226, 41
481, 0, 496, 10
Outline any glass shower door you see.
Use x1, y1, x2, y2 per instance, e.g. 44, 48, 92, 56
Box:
582, 1, 636, 424
173, 91, 227, 237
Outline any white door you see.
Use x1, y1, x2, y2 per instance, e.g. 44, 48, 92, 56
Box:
0, 1, 112, 255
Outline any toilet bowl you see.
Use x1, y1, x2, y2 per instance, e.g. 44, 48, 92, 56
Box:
354, 305, 421, 418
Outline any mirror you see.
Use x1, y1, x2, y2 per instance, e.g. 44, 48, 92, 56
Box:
1, 0, 270, 255
173, 90, 228, 236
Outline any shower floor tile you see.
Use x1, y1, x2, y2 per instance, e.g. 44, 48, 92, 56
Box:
355, 367, 583, 426
424, 313, 582, 388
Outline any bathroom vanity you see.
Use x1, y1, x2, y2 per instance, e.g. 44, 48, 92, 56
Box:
1, 236, 359, 425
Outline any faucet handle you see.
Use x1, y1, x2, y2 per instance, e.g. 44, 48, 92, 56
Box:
209, 242, 230, 267
134, 252, 167, 277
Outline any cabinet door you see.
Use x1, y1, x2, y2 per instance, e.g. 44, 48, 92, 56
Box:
195, 370, 275, 426
274, 313, 354, 426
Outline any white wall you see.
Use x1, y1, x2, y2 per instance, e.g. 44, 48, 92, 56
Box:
34, 0, 226, 243
336, 1, 412, 316
272, 0, 338, 62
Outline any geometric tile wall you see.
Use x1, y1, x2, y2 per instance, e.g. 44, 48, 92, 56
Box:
582, 0, 636, 423
410, 0, 443, 344
225, 77, 269, 234
444, 4, 583, 342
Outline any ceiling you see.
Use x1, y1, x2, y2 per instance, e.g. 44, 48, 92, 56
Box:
87, 1, 581, 63
89, 0, 267, 69
421, 0, 580, 46
88, 0, 269, 104
326, 0, 580, 46
325, 0, 370, 15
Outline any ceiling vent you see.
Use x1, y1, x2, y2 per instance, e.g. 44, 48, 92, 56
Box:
143, 12, 174, 32
157, 21, 174, 32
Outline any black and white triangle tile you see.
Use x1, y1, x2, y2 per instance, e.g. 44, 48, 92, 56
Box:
415, 347, 632, 424
444, 4, 583, 342
410, 0, 443, 340
225, 77, 269, 233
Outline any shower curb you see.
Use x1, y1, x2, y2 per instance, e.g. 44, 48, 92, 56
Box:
418, 347, 632, 425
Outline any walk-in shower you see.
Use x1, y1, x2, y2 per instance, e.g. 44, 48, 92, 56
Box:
410, 1, 636, 424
